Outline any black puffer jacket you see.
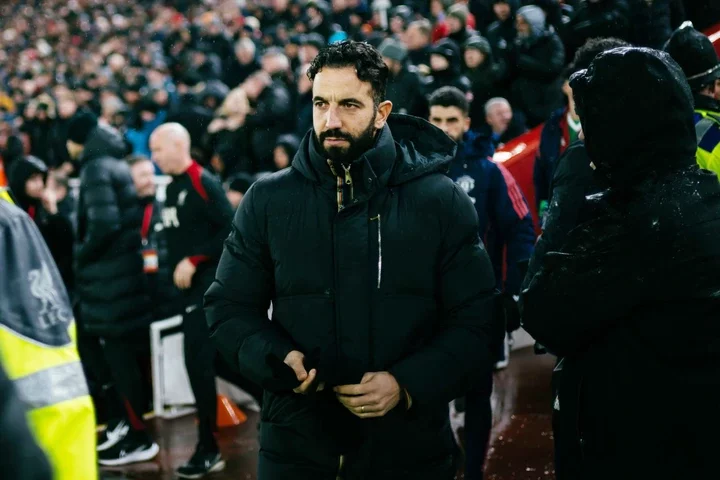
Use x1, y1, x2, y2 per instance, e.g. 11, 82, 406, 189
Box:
205, 114, 497, 477
74, 125, 152, 335
522, 48, 720, 480
510, 30, 566, 126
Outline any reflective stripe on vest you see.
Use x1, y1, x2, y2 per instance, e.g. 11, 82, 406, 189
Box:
696, 117, 715, 145
14, 361, 89, 410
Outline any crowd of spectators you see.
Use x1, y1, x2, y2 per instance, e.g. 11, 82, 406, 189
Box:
0, 0, 717, 193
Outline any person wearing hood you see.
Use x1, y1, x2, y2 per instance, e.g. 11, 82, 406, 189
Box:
67, 111, 158, 467
562, 0, 630, 61
533, 37, 629, 223
379, 38, 429, 118
7, 155, 74, 293
463, 35, 501, 127
224, 38, 262, 89
273, 133, 300, 171
426, 38, 472, 96
446, 4, 477, 50
664, 22, 720, 179
428, 86, 534, 479
521, 47, 720, 480
509, 5, 566, 126
205, 41, 496, 480
486, 0, 520, 87
405, 19, 434, 69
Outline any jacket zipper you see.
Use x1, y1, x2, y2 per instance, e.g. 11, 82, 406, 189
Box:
342, 164, 354, 201
327, 159, 343, 211
336, 454, 344, 479
370, 214, 382, 289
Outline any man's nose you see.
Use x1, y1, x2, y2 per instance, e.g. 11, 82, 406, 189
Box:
325, 107, 342, 129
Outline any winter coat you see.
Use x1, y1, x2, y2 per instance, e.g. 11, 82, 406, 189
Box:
521, 48, 720, 480
246, 82, 292, 172
486, 0, 520, 85
510, 31, 566, 126
74, 125, 152, 336
627, 0, 685, 49
562, 0, 630, 61
205, 114, 497, 477
8, 156, 74, 294
448, 129, 535, 296
386, 64, 429, 117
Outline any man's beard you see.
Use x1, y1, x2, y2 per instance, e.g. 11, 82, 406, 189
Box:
315, 117, 377, 164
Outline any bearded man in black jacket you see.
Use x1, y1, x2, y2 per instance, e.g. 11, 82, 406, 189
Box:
205, 40, 497, 480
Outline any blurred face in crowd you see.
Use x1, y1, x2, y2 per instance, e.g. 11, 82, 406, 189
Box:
405, 25, 429, 51
130, 159, 156, 198
227, 189, 244, 209
390, 16, 405, 35
274, 146, 291, 170
25, 173, 45, 200
58, 98, 77, 119
429, 105, 470, 143
430, 54, 450, 72
383, 57, 403, 76
47, 173, 68, 202
312, 66, 392, 163
486, 100, 513, 135
237, 44, 255, 64
447, 16, 463, 34
66, 139, 84, 161
431, 0, 444, 17
516, 15, 531, 38
494, 2, 511, 21
298, 65, 313, 94
464, 49, 486, 69
300, 45, 320, 64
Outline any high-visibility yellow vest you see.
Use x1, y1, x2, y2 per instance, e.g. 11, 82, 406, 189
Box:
0, 193, 98, 480
695, 109, 720, 179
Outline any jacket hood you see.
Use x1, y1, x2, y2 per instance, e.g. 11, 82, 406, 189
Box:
8, 155, 47, 211
292, 113, 456, 187
517, 5, 546, 38
570, 47, 696, 186
81, 123, 129, 163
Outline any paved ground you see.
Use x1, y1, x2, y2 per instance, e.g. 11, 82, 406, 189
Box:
100, 347, 556, 480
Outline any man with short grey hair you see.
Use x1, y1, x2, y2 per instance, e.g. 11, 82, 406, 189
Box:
483, 97, 527, 148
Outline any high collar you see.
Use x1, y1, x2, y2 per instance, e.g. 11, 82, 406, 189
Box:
307, 125, 397, 197
694, 93, 720, 113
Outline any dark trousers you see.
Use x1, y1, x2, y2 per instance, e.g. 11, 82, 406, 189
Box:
183, 272, 219, 449
464, 372, 493, 480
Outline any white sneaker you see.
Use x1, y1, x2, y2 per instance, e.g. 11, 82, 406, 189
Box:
97, 419, 129, 452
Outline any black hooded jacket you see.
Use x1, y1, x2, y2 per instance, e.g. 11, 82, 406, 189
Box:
74, 125, 152, 335
521, 48, 720, 480
8, 156, 74, 294
205, 114, 497, 476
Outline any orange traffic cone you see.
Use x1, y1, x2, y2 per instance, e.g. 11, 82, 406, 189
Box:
216, 394, 247, 428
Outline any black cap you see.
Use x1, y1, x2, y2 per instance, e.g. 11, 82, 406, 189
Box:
227, 173, 254, 194
664, 21, 720, 91
67, 111, 98, 145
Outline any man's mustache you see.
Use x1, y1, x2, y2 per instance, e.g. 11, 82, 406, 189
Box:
320, 130, 352, 142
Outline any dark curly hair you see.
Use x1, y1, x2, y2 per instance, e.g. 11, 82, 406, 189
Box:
428, 86, 469, 116
565, 37, 631, 78
307, 41, 389, 105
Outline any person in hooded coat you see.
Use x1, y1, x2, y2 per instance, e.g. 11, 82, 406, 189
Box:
8, 155, 74, 294
67, 112, 158, 465
426, 38, 473, 96
521, 47, 720, 480
379, 38, 430, 118
561, 0, 630, 62
463, 35, 501, 126
486, 0, 520, 90
205, 40, 496, 480
509, 5, 565, 126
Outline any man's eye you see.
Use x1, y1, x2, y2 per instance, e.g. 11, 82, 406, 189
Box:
342, 104, 358, 109
314, 102, 326, 107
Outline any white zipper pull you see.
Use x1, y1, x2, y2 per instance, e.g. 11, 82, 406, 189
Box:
371, 214, 382, 289
342, 164, 354, 200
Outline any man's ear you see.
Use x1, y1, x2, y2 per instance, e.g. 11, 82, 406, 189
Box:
374, 100, 393, 130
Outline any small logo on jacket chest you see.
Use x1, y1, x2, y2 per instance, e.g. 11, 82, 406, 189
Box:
455, 175, 477, 204
178, 190, 188, 207
162, 206, 180, 228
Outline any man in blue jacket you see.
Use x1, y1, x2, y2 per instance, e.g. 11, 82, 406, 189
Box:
428, 86, 535, 480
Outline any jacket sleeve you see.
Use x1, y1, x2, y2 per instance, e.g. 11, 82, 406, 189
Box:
204, 183, 298, 392
187, 174, 234, 263
515, 34, 566, 82
488, 163, 536, 295
389, 185, 497, 408
75, 162, 122, 267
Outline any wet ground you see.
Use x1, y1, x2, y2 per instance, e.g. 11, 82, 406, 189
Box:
100, 347, 556, 480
